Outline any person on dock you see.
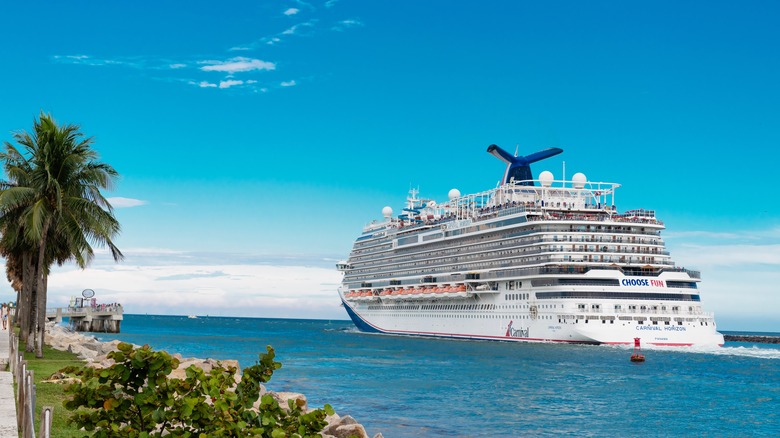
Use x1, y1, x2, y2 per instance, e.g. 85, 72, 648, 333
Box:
1, 303, 7, 330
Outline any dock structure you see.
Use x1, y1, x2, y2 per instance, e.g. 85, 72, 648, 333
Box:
46, 305, 123, 333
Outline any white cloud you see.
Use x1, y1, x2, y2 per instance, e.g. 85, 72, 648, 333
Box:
666, 227, 780, 242
219, 79, 243, 89
281, 20, 316, 36
663, 230, 780, 331
169, 63, 187, 69
40, 250, 345, 320
672, 243, 780, 269
325, 0, 338, 7
280, 80, 296, 87
198, 81, 217, 88
332, 19, 364, 31
200, 57, 276, 73
107, 197, 147, 208
284, 8, 299, 16
266, 37, 282, 45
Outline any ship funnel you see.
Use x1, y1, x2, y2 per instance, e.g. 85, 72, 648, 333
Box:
487, 144, 563, 186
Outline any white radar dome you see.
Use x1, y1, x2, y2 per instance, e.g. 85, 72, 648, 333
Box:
539, 171, 554, 187
448, 188, 461, 200
382, 206, 393, 218
572, 172, 587, 189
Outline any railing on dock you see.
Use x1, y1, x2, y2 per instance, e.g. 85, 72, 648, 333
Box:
8, 330, 54, 438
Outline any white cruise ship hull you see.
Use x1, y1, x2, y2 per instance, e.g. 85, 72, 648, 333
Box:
341, 294, 724, 347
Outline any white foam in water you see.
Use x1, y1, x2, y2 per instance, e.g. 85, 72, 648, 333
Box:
673, 345, 780, 360
608, 343, 780, 360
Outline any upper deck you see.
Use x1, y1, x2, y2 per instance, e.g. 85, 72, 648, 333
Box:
359, 175, 660, 244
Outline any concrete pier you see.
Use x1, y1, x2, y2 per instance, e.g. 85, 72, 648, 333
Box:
46, 305, 123, 333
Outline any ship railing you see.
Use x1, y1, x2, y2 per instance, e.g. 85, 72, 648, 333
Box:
343, 256, 683, 283
345, 257, 697, 285
549, 234, 663, 244
545, 246, 669, 255
351, 243, 669, 271
420, 196, 660, 230
354, 222, 664, 262
663, 267, 701, 279
350, 239, 671, 272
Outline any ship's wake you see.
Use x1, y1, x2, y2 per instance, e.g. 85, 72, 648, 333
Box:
609, 343, 780, 360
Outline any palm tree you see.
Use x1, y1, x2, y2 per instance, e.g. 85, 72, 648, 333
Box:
0, 143, 38, 345
0, 112, 123, 357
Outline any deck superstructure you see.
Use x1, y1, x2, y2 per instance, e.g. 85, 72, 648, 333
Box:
336, 145, 723, 346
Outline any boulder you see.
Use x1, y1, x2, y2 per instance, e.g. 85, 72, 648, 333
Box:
322, 415, 370, 438
219, 359, 240, 370
272, 391, 308, 412
82, 341, 101, 352
99, 339, 122, 354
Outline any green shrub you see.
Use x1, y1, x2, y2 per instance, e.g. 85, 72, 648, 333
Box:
60, 343, 333, 437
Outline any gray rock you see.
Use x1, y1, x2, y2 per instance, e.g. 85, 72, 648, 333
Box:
82, 341, 101, 352
329, 423, 369, 438
272, 391, 308, 412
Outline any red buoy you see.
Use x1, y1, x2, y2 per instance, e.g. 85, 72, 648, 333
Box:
630, 337, 645, 362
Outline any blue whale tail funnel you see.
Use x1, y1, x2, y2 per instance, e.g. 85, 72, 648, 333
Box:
487, 144, 563, 186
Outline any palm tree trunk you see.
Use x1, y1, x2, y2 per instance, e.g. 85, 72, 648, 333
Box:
35, 276, 48, 358
35, 221, 50, 358
20, 251, 34, 345
25, 285, 36, 353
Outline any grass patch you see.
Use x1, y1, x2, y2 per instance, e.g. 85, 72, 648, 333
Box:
19, 339, 87, 438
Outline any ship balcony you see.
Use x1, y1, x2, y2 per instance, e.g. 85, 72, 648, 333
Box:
571, 307, 713, 318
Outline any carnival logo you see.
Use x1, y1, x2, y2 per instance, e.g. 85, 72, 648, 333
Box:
505, 320, 529, 338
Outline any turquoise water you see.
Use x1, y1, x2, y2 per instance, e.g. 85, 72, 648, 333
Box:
93, 315, 780, 437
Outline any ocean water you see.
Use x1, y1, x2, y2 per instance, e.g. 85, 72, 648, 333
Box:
90, 315, 780, 437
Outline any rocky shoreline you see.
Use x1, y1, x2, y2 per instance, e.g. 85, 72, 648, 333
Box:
723, 334, 780, 344
44, 323, 381, 438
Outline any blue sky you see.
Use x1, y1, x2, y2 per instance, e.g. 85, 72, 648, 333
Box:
1, 1, 778, 331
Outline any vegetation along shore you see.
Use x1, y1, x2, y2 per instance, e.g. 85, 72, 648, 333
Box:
28, 322, 383, 437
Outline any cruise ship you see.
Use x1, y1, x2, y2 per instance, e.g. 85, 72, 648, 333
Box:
336, 145, 724, 347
